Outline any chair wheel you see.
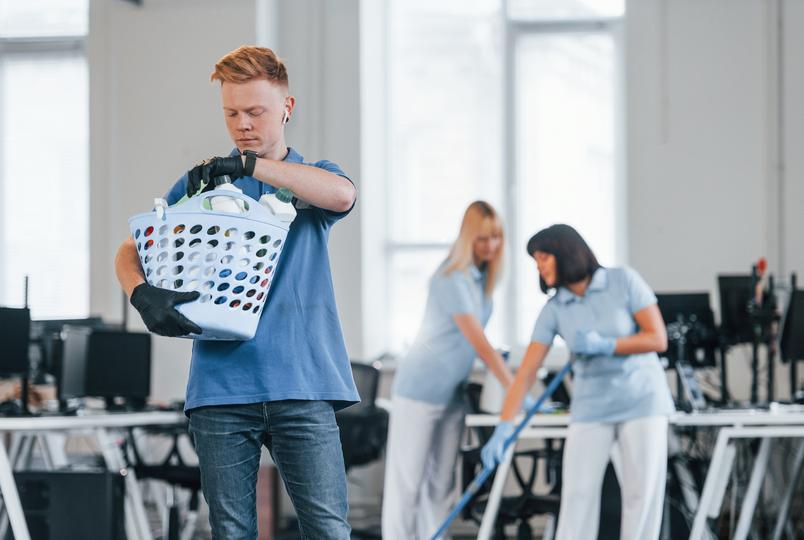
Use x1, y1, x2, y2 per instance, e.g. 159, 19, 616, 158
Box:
517, 519, 533, 540
168, 505, 180, 540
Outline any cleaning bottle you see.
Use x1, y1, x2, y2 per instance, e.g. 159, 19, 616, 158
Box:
259, 187, 297, 223
208, 176, 246, 213
172, 175, 246, 213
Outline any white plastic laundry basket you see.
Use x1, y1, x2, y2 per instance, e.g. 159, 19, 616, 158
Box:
128, 190, 290, 341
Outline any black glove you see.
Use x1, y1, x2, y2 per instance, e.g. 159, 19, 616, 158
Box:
130, 283, 202, 337
186, 155, 245, 198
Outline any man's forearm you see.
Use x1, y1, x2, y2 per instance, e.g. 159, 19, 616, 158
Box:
115, 238, 146, 298
251, 159, 355, 212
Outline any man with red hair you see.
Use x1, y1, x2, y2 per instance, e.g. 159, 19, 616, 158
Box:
115, 45, 358, 538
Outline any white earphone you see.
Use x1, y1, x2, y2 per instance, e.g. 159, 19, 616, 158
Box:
282, 109, 290, 125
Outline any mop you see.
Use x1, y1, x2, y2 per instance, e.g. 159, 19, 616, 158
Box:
429, 359, 574, 540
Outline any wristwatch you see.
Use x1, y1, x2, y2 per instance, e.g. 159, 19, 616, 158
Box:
243, 150, 258, 177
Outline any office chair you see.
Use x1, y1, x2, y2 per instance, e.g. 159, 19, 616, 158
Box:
460, 381, 563, 540
336, 361, 389, 539
124, 424, 202, 540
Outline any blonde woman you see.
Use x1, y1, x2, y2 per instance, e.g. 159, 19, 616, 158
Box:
382, 201, 530, 539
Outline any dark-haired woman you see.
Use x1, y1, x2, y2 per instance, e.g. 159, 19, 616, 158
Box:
481, 224, 674, 540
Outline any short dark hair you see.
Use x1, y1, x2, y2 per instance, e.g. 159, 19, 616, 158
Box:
526, 224, 601, 293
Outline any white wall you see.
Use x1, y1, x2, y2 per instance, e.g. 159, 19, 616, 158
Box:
627, 0, 774, 289
89, 0, 258, 400
626, 0, 803, 399
276, 0, 366, 358
783, 0, 804, 276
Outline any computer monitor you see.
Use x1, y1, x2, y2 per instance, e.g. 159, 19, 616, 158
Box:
59, 326, 91, 401
60, 327, 151, 408
541, 369, 571, 407
656, 292, 718, 368
31, 317, 107, 377
718, 275, 755, 344
781, 289, 804, 363
0, 307, 31, 376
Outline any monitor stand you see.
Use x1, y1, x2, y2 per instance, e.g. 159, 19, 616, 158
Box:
676, 361, 706, 412
14, 375, 37, 417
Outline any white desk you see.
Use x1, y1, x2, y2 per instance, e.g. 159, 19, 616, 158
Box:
0, 411, 187, 540
466, 409, 804, 540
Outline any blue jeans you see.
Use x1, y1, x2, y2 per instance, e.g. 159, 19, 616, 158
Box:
188, 400, 351, 539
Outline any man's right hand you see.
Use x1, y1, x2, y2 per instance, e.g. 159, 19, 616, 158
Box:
129, 283, 202, 337
186, 155, 245, 197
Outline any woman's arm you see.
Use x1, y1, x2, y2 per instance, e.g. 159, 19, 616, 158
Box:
453, 314, 514, 390
613, 304, 668, 355
499, 341, 551, 421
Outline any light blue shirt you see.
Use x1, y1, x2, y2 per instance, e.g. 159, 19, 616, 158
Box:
392, 262, 492, 405
531, 266, 674, 423
163, 147, 359, 413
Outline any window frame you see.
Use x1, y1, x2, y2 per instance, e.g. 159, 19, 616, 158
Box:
503, 14, 626, 345
0, 32, 87, 313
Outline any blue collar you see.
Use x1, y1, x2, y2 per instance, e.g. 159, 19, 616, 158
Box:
283, 147, 304, 163
469, 265, 483, 282
555, 267, 608, 304
228, 146, 304, 163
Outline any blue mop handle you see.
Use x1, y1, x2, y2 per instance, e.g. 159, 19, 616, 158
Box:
429, 359, 574, 540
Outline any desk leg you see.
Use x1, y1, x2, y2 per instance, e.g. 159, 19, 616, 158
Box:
771, 438, 804, 540
477, 445, 514, 540
734, 437, 771, 540
8, 435, 23, 467
96, 428, 153, 540
12, 436, 35, 470
0, 438, 31, 540
41, 433, 69, 469
690, 429, 733, 540
35, 435, 54, 469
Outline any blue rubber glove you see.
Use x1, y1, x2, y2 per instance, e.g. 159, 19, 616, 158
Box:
522, 394, 537, 413
481, 421, 515, 470
573, 330, 616, 357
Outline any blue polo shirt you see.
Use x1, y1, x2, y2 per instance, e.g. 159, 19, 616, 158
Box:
392, 262, 492, 405
163, 147, 359, 413
531, 267, 674, 423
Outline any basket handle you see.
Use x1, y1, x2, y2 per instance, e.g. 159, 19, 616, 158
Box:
178, 188, 276, 221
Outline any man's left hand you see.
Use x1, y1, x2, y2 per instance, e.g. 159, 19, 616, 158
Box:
186, 155, 245, 197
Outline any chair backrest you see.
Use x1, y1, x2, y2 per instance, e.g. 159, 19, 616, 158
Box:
462, 381, 495, 443
348, 361, 381, 412
338, 360, 388, 471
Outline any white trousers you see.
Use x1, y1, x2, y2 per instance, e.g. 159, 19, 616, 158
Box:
382, 395, 465, 540
555, 415, 668, 540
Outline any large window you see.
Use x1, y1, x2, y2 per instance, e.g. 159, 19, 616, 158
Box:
513, 29, 623, 340
379, 0, 624, 352
385, 0, 504, 351
0, 0, 89, 317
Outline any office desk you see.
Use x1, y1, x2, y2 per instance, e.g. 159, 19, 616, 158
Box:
0, 411, 187, 540
466, 409, 804, 540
